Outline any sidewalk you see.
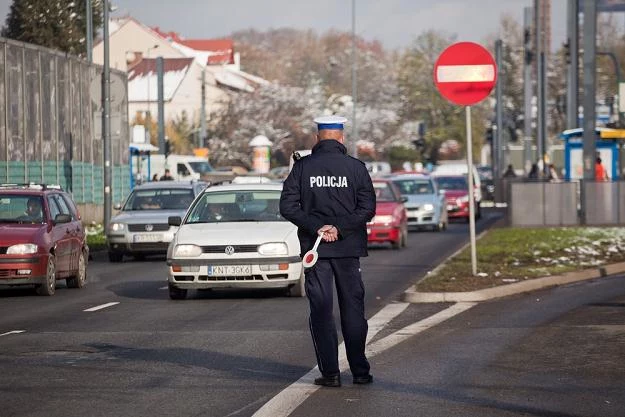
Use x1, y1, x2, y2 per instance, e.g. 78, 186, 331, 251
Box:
289, 274, 625, 417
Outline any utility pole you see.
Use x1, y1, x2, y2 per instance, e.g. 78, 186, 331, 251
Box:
200, 67, 207, 148
102, 0, 112, 228
494, 39, 504, 180
157, 57, 166, 154
523, 7, 534, 173
86, 0, 93, 63
351, 0, 358, 158
535, 0, 547, 175
566, 0, 579, 129
582, 0, 597, 180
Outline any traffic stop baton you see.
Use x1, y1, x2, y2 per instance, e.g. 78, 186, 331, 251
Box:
302, 234, 323, 269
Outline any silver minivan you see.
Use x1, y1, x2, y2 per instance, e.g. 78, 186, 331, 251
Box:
106, 181, 208, 262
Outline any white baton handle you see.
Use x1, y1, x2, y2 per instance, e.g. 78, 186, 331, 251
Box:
311, 234, 323, 252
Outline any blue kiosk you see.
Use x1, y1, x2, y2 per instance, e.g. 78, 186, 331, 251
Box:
560, 127, 624, 180
129, 143, 159, 189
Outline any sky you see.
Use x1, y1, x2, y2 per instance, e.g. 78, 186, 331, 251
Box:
0, 0, 569, 51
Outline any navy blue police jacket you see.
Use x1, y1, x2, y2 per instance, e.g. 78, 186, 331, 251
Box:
280, 139, 376, 258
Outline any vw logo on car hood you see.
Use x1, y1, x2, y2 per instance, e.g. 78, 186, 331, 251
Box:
224, 245, 235, 255
145, 224, 154, 232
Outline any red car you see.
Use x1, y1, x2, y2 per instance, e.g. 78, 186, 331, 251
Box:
367, 179, 408, 249
433, 175, 477, 222
0, 184, 88, 295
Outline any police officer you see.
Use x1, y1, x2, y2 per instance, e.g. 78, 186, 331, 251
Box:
280, 115, 376, 388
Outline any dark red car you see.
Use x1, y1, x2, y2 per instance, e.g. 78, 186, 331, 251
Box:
0, 184, 88, 295
433, 175, 476, 222
367, 179, 408, 249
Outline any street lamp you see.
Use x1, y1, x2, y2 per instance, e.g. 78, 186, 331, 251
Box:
146, 45, 159, 121
351, 0, 358, 159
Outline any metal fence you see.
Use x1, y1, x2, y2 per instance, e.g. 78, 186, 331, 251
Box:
504, 178, 625, 226
0, 37, 129, 223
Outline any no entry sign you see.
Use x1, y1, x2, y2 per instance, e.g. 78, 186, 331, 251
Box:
433, 42, 497, 106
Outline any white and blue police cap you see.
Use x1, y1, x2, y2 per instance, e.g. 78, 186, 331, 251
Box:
314, 115, 348, 131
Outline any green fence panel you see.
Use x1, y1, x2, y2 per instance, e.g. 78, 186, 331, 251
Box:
7, 162, 25, 184
93, 165, 103, 204
43, 161, 59, 185
0, 162, 7, 183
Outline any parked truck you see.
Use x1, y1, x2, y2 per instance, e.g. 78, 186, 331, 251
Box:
144, 154, 236, 184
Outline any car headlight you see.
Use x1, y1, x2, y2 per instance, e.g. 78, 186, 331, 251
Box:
258, 242, 288, 256
456, 195, 469, 204
423, 203, 434, 211
6, 243, 38, 255
373, 215, 394, 225
109, 222, 125, 233
173, 244, 202, 257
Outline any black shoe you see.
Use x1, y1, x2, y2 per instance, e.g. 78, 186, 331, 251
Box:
314, 374, 341, 387
353, 374, 373, 384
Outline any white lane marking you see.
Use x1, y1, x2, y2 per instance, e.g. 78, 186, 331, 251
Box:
83, 302, 120, 312
366, 302, 409, 345
366, 302, 476, 357
436, 64, 495, 83
252, 302, 414, 417
0, 330, 26, 337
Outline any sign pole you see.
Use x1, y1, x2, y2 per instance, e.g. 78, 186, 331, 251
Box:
466, 106, 477, 276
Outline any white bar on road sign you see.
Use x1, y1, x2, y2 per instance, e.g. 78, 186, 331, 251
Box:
437, 65, 495, 83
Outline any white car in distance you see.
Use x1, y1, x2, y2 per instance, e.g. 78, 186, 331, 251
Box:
166, 184, 304, 300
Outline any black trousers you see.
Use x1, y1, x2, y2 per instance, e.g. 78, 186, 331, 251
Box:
305, 257, 370, 377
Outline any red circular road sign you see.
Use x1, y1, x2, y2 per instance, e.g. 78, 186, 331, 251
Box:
433, 42, 497, 106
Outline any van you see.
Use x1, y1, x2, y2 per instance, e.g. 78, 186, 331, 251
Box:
144, 155, 235, 184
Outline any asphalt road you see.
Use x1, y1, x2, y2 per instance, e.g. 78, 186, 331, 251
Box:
0, 211, 503, 417
293, 274, 625, 417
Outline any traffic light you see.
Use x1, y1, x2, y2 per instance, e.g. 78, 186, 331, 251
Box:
164, 139, 171, 158
485, 126, 493, 143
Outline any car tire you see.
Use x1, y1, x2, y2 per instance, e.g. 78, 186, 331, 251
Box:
401, 228, 408, 248
477, 204, 482, 219
108, 251, 123, 263
66, 251, 87, 289
168, 283, 187, 300
288, 270, 306, 297
392, 231, 404, 250
36, 255, 56, 296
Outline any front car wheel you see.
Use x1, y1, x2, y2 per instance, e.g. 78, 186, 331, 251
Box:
36, 255, 56, 296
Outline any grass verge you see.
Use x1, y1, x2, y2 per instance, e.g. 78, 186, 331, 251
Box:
416, 227, 625, 293
86, 231, 106, 252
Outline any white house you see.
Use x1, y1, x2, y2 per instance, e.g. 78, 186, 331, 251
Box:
93, 16, 267, 126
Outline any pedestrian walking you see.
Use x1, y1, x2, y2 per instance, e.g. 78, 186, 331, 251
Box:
595, 157, 609, 181
280, 115, 376, 388
528, 163, 540, 179
503, 164, 517, 178
160, 169, 174, 181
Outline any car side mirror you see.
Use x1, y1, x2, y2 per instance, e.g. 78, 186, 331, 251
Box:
113, 203, 122, 210
54, 214, 72, 225
168, 216, 182, 227
400, 196, 408, 203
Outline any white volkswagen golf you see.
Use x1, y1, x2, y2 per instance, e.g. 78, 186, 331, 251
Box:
166, 183, 304, 300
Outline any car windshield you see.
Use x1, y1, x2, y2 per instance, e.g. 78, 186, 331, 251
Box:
435, 176, 468, 191
373, 182, 395, 202
185, 190, 285, 223
393, 179, 433, 195
123, 188, 195, 211
188, 161, 213, 173
0, 195, 45, 224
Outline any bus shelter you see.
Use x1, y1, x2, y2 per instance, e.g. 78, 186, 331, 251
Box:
560, 127, 624, 180
129, 143, 159, 189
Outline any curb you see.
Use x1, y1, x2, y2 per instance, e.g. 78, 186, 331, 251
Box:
403, 262, 625, 303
